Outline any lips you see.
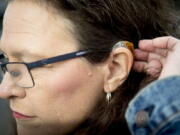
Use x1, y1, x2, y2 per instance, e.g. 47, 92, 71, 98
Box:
12, 111, 35, 119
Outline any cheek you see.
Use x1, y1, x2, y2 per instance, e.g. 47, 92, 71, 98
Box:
46, 62, 92, 98
50, 71, 85, 96
26, 61, 104, 131
27, 66, 91, 119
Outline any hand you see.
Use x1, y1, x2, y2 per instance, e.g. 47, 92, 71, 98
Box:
133, 36, 180, 79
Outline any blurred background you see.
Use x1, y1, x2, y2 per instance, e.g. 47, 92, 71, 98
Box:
175, 0, 180, 9
0, 0, 8, 36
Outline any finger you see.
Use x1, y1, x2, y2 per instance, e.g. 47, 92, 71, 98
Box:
153, 48, 168, 57
133, 60, 162, 78
133, 61, 148, 73
145, 60, 162, 78
135, 49, 166, 65
135, 48, 168, 60
148, 52, 165, 65
139, 36, 179, 50
138, 40, 155, 51
134, 49, 149, 61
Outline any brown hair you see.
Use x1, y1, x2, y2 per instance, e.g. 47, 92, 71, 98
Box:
9, 0, 180, 135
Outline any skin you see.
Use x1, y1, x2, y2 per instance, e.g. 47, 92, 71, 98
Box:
133, 36, 180, 79
0, 1, 133, 135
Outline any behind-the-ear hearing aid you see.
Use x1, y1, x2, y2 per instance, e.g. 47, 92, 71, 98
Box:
113, 41, 134, 53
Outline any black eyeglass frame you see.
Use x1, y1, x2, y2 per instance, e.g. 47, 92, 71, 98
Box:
0, 49, 92, 88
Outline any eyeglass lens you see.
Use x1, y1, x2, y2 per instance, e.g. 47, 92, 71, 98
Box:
0, 63, 34, 88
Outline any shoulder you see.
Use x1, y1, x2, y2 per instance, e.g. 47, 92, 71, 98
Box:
125, 76, 180, 135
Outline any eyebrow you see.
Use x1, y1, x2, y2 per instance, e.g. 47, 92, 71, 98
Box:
0, 48, 48, 61
12, 51, 48, 61
11, 52, 22, 59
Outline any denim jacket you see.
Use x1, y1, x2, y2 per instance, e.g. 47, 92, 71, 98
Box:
125, 76, 180, 135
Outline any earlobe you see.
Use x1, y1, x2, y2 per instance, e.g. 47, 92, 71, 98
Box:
103, 47, 134, 93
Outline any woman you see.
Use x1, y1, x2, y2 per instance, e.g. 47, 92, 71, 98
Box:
0, 0, 179, 135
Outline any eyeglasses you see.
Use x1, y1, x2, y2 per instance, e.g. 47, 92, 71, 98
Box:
0, 50, 92, 88
0, 41, 134, 88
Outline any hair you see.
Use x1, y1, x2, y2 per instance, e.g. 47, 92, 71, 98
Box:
9, 0, 180, 135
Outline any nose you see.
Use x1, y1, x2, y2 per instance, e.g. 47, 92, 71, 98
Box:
0, 73, 26, 99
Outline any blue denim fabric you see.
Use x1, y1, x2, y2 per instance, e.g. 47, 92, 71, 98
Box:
125, 76, 180, 135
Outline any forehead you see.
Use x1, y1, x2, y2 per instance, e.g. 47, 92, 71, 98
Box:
4, 1, 56, 32
1, 0, 78, 57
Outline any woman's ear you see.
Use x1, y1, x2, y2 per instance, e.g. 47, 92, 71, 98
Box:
103, 47, 134, 93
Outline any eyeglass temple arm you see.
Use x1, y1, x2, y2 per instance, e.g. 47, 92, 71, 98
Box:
26, 50, 91, 70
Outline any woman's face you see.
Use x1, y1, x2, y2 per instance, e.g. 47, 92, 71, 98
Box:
0, 1, 105, 134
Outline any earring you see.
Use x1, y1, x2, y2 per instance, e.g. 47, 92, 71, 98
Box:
106, 92, 112, 103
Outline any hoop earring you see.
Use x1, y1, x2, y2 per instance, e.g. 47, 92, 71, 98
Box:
106, 92, 112, 103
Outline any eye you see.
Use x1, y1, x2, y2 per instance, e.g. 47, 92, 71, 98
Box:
9, 70, 21, 77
